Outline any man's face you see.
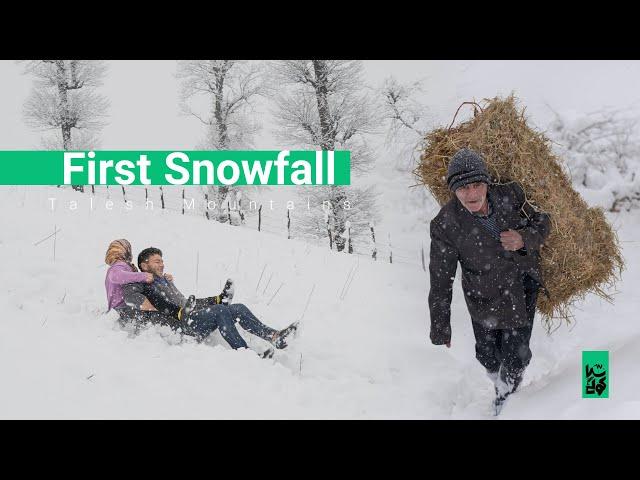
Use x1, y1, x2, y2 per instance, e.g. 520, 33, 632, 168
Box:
455, 182, 488, 213
141, 254, 164, 277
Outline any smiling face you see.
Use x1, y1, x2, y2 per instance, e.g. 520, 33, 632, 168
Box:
140, 253, 164, 277
454, 181, 488, 213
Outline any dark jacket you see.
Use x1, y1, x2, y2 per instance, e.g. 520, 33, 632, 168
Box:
122, 276, 218, 320
122, 276, 186, 319
428, 182, 550, 344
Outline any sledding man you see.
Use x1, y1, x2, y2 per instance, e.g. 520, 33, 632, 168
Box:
428, 148, 551, 414
120, 247, 297, 354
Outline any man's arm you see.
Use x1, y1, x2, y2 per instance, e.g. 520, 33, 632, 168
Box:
428, 219, 458, 346
510, 183, 551, 252
121, 282, 156, 311
142, 279, 183, 318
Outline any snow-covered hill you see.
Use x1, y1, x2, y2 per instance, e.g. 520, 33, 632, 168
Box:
0, 185, 638, 419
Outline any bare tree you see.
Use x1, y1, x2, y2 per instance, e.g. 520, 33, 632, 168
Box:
380, 76, 430, 171
270, 60, 380, 252
295, 185, 381, 251
177, 60, 262, 223
22, 60, 109, 191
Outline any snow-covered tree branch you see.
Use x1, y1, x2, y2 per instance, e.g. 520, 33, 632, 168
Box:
379, 76, 430, 171
177, 60, 263, 223
270, 60, 380, 252
21, 60, 109, 192
548, 108, 640, 212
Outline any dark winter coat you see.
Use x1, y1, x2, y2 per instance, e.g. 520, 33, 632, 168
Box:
118, 278, 202, 336
122, 276, 187, 319
428, 182, 551, 344
122, 276, 219, 320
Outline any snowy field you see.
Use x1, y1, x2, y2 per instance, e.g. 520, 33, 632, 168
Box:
0, 182, 638, 419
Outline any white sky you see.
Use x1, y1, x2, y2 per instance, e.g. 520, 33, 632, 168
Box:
2, 60, 640, 149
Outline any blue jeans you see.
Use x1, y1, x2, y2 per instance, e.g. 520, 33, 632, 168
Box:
188, 303, 278, 349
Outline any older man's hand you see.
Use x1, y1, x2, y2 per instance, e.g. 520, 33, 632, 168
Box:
500, 230, 524, 251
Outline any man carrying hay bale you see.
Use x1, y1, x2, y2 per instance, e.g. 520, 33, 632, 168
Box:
428, 147, 550, 415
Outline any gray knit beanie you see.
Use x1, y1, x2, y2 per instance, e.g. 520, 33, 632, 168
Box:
446, 148, 491, 192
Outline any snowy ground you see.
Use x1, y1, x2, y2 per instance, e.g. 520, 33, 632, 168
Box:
0, 184, 638, 419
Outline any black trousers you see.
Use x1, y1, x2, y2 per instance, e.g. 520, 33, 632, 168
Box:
116, 296, 221, 334
115, 306, 196, 336
471, 274, 540, 385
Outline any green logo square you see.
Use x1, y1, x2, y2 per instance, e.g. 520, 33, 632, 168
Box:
582, 351, 609, 398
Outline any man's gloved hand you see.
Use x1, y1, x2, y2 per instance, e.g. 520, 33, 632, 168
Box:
213, 278, 234, 305
221, 278, 234, 304
178, 295, 196, 322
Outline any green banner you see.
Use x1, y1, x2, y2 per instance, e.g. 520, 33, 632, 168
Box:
582, 351, 609, 398
0, 150, 350, 186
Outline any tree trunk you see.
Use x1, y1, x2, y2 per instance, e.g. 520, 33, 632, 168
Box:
214, 64, 229, 147
210, 63, 233, 223
329, 186, 347, 252
312, 60, 335, 151
56, 60, 82, 192
312, 61, 346, 245
56, 61, 72, 150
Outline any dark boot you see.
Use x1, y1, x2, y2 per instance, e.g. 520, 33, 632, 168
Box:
271, 322, 299, 349
493, 366, 524, 415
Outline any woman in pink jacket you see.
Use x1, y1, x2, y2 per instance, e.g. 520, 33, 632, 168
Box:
104, 239, 155, 312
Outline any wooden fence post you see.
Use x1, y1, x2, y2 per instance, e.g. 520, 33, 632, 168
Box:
370, 222, 377, 260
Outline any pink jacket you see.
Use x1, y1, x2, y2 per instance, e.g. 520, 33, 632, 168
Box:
105, 261, 148, 311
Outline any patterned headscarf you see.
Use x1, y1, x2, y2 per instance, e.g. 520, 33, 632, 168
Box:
105, 239, 137, 271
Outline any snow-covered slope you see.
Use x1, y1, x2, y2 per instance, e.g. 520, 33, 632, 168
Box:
0, 185, 638, 419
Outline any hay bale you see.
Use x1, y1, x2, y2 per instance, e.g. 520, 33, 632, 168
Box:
415, 95, 624, 328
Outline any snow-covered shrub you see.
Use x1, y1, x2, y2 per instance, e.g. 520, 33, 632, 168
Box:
547, 109, 640, 211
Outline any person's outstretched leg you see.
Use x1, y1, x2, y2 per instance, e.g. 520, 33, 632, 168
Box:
228, 303, 279, 342
188, 306, 248, 349
471, 320, 501, 380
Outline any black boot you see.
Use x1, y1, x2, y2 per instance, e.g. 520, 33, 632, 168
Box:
493, 367, 525, 415
271, 322, 299, 349
511, 369, 525, 394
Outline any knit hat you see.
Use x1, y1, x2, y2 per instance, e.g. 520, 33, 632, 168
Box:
105, 238, 134, 267
446, 148, 491, 192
